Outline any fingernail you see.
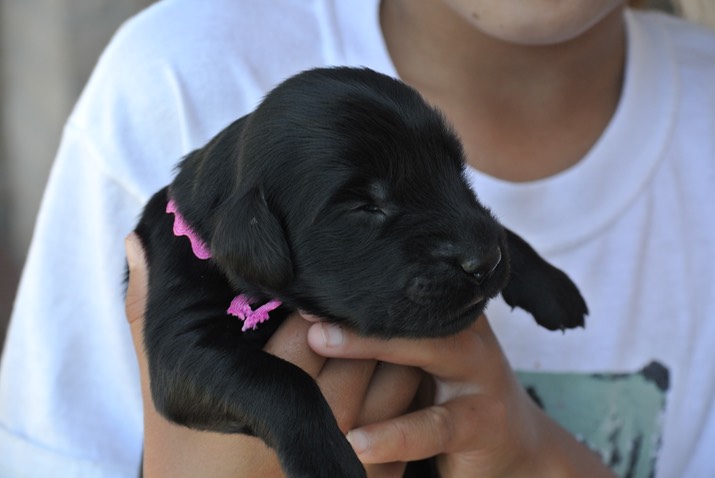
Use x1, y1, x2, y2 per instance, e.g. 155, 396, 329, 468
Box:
298, 310, 323, 323
346, 430, 369, 454
320, 323, 343, 347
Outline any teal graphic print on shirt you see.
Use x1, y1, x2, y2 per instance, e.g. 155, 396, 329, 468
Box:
517, 361, 669, 478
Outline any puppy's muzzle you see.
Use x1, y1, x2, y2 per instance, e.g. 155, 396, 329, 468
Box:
405, 242, 503, 308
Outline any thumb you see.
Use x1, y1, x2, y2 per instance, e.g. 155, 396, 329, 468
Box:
125, 232, 149, 327
124, 233, 159, 451
124, 232, 150, 382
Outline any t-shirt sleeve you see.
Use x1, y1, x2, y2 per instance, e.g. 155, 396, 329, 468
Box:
0, 124, 146, 476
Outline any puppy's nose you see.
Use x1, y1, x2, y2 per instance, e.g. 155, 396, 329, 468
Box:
461, 247, 502, 284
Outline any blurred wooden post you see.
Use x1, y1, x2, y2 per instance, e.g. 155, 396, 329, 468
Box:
673, 0, 715, 28
0, 0, 155, 260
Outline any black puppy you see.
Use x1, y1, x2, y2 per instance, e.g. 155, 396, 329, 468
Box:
133, 67, 587, 478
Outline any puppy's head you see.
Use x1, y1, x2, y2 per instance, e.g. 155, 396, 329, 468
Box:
172, 67, 509, 338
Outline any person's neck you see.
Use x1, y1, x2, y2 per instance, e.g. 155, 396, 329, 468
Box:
380, 0, 627, 181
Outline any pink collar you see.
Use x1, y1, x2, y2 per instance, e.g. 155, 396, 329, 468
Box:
166, 198, 212, 259
167, 197, 281, 331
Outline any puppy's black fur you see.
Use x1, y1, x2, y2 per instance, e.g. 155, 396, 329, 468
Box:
133, 67, 587, 478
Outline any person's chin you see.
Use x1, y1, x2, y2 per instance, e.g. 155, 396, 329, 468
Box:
456, 0, 626, 46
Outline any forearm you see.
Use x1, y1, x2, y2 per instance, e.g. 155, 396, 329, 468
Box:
142, 411, 283, 478
504, 401, 615, 478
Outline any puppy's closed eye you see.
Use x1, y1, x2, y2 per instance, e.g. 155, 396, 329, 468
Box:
330, 180, 394, 221
350, 180, 394, 217
354, 203, 386, 215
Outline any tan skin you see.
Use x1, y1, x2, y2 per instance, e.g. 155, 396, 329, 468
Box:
126, 1, 629, 476
380, 0, 625, 181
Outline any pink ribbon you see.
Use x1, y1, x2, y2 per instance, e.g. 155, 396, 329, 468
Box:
166, 199, 212, 260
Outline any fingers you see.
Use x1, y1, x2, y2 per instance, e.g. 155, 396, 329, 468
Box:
307, 317, 497, 380
357, 363, 423, 427
270, 319, 420, 478
267, 314, 384, 434
364, 462, 408, 478
348, 395, 507, 465
305, 317, 526, 469
332, 362, 421, 477
318, 358, 377, 433
265, 312, 326, 378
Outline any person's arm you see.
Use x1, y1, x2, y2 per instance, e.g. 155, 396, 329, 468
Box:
124, 233, 419, 478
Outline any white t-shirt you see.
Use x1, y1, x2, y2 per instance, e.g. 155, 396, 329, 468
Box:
1, 1, 713, 476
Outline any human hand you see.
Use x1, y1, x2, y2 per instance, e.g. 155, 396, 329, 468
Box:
306, 318, 617, 478
124, 232, 422, 477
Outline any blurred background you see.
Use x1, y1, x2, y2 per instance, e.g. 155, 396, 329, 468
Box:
0, 0, 711, 350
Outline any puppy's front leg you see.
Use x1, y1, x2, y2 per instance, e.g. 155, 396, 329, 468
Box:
142, 282, 365, 477
500, 228, 588, 331
146, 325, 364, 477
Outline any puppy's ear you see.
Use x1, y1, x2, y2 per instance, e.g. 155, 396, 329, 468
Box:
170, 115, 250, 236
501, 228, 587, 331
211, 186, 293, 291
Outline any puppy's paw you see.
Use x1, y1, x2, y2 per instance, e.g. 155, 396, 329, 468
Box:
502, 228, 587, 331
283, 432, 366, 478
501, 262, 587, 331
